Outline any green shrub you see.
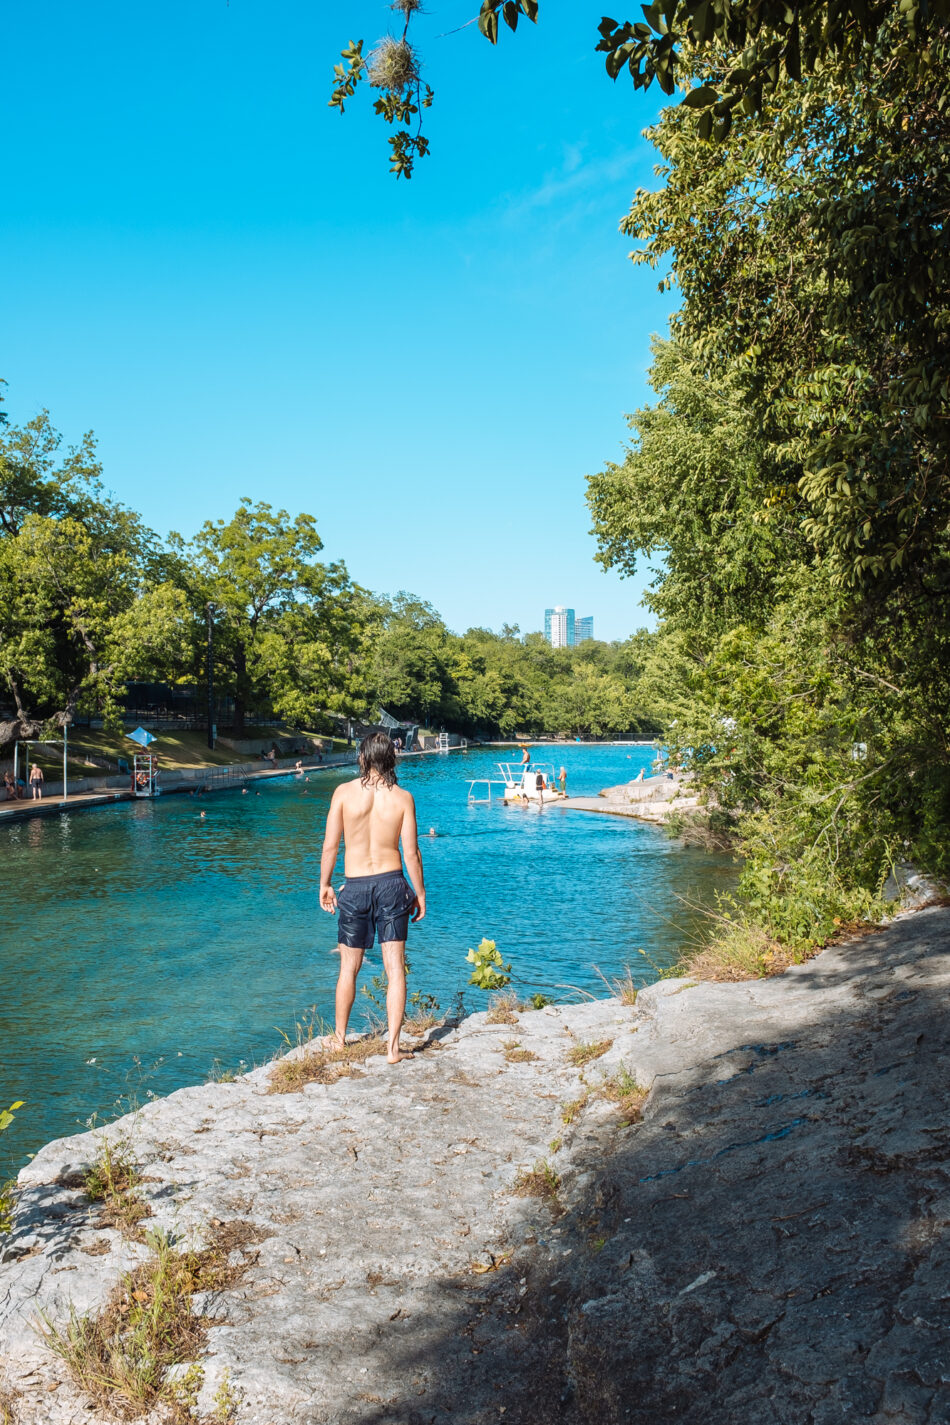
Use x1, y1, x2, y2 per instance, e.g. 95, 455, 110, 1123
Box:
466, 938, 511, 991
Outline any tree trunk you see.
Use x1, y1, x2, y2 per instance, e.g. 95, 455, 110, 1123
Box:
0, 706, 74, 754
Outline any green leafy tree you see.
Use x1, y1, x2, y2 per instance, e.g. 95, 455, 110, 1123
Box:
0, 412, 188, 751
589, 36, 950, 939
177, 499, 364, 731
330, 0, 948, 171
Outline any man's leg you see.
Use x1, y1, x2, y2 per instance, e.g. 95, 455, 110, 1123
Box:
332, 944, 365, 1048
380, 940, 408, 1064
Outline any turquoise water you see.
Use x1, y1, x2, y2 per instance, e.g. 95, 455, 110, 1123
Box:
0, 744, 735, 1173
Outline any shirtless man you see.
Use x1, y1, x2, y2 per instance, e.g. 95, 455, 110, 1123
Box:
319, 732, 426, 1064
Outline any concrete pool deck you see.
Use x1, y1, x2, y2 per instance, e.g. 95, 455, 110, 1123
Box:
0, 752, 358, 824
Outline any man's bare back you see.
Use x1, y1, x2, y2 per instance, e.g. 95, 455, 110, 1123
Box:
337, 778, 414, 878
319, 733, 425, 1063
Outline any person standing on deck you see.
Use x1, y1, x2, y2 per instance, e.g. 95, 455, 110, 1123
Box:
319, 732, 426, 1064
29, 763, 44, 799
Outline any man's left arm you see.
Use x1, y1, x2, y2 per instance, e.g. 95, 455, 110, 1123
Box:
401, 793, 426, 922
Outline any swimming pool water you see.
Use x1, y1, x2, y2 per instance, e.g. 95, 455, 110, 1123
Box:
0, 743, 735, 1172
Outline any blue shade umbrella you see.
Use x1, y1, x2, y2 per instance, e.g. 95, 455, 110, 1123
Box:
126, 727, 157, 747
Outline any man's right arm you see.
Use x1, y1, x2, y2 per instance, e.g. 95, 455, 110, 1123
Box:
401, 791, 426, 921
320, 787, 345, 912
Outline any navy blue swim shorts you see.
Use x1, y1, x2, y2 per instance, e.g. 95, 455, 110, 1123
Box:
336, 869, 416, 950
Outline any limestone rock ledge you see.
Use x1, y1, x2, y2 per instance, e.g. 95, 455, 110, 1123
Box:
3, 905, 950, 1424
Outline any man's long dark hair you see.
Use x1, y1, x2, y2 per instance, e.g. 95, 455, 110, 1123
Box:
359, 731, 398, 788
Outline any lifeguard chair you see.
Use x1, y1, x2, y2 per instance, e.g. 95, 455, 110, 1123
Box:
132, 753, 160, 798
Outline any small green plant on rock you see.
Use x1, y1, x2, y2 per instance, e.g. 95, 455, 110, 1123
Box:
466, 939, 511, 990
0, 1102, 23, 1235
212, 1370, 242, 1422
405, 988, 442, 1035
567, 1039, 613, 1068
83, 1136, 151, 1238
561, 1093, 589, 1125
38, 1224, 253, 1422
207, 1059, 246, 1084
601, 1065, 649, 1124
167, 1361, 204, 1420
513, 1159, 561, 1212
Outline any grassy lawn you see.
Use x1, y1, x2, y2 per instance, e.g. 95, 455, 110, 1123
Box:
19, 729, 244, 775
14, 727, 351, 776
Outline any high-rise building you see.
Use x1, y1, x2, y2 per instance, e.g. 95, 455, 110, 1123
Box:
575, 616, 594, 643
544, 606, 575, 648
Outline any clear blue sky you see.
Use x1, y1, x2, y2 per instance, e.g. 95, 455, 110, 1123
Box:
3, 2, 671, 640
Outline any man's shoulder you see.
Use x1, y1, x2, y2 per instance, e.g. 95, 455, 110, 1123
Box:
334, 777, 363, 800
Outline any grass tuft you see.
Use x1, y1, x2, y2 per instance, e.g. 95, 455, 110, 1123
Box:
37, 1222, 260, 1422
0, 1181, 15, 1237
268, 1035, 386, 1094
561, 1093, 589, 1125
404, 1007, 440, 1036
593, 964, 639, 1005
486, 991, 523, 1025
502, 1041, 538, 1064
206, 1059, 245, 1084
680, 920, 784, 981
83, 1137, 151, 1238
600, 1065, 649, 1124
567, 1039, 613, 1068
512, 1159, 561, 1212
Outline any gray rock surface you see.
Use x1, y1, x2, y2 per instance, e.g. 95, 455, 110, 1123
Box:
2, 906, 950, 1423
564, 774, 702, 825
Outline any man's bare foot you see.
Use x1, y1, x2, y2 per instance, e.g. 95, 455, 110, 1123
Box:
321, 1033, 346, 1054
387, 1047, 411, 1064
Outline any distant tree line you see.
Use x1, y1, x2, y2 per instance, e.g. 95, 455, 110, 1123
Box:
0, 407, 661, 750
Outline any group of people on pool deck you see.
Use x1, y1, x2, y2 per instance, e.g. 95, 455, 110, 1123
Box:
3, 764, 44, 801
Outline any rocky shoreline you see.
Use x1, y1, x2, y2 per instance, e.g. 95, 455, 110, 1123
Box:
2, 905, 949, 1423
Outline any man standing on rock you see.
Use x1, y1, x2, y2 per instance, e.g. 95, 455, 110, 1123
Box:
319, 732, 426, 1064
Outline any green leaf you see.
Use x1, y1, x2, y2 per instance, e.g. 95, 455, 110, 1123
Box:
714, 108, 733, 139
606, 46, 627, 77
478, 9, 499, 41
697, 108, 714, 138
785, 23, 802, 79
691, 0, 716, 41
503, 1, 519, 30
683, 83, 720, 107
